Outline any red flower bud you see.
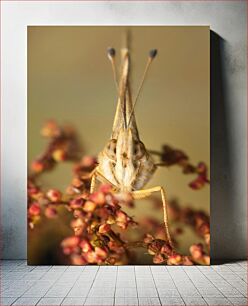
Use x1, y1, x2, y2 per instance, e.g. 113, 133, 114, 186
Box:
28, 203, 41, 216
99, 184, 112, 194
190, 244, 204, 260
148, 240, 163, 255
31, 160, 44, 173
99, 224, 111, 234
83, 200, 96, 212
71, 254, 87, 265
41, 120, 60, 137
203, 255, 210, 265
189, 176, 206, 190
44, 206, 57, 218
90, 192, 105, 205
95, 247, 108, 259
81, 156, 96, 168
107, 216, 115, 225
143, 234, 154, 244
116, 211, 128, 223
28, 187, 40, 196
61, 236, 80, 248
196, 162, 207, 175
52, 149, 66, 162
72, 178, 84, 188
183, 256, 194, 266
70, 198, 84, 209
160, 243, 173, 256
153, 253, 165, 264
80, 239, 93, 253
204, 233, 210, 246
83, 251, 97, 263
46, 189, 62, 202
71, 218, 85, 236
167, 254, 182, 265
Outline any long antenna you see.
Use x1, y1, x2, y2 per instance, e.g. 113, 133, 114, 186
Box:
107, 47, 119, 91
127, 49, 157, 127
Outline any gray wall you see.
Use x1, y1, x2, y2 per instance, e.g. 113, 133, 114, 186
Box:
1, 1, 246, 260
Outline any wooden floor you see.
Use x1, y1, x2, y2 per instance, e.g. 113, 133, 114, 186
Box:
1, 260, 247, 305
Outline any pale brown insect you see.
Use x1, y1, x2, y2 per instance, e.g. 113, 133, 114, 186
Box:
90, 43, 172, 248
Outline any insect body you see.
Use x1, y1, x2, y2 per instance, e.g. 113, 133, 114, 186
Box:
90, 46, 172, 247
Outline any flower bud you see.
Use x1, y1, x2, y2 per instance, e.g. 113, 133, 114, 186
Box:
61, 236, 80, 248
46, 189, 62, 202
99, 224, 111, 234
160, 243, 173, 256
183, 256, 194, 266
71, 254, 87, 265
197, 162, 207, 175
99, 184, 112, 194
116, 211, 128, 223
44, 206, 57, 218
52, 149, 66, 162
83, 251, 97, 264
31, 160, 44, 173
41, 120, 60, 137
95, 247, 108, 259
80, 239, 93, 253
167, 254, 182, 265
189, 176, 206, 190
106, 216, 115, 225
148, 240, 163, 255
198, 223, 210, 235
190, 244, 203, 260
83, 200, 96, 212
70, 198, 84, 209
81, 156, 96, 168
153, 253, 164, 264
71, 218, 85, 236
28, 203, 41, 216
204, 233, 210, 246
72, 178, 84, 188
143, 234, 154, 244
90, 192, 105, 205
203, 255, 210, 265
28, 187, 40, 196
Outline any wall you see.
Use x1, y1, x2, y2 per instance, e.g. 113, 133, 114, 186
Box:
1, 1, 246, 260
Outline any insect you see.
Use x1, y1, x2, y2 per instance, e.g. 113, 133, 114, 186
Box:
90, 43, 173, 248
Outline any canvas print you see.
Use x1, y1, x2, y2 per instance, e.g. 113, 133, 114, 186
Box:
28, 26, 210, 265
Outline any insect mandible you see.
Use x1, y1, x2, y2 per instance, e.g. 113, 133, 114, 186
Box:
89, 42, 173, 248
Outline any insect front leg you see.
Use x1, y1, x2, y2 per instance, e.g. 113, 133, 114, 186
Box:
90, 168, 116, 193
132, 186, 173, 248
90, 170, 97, 193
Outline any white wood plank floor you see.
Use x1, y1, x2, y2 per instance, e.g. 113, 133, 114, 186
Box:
1, 260, 247, 305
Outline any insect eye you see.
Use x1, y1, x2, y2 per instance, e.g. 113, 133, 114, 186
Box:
105, 139, 117, 160
134, 141, 145, 159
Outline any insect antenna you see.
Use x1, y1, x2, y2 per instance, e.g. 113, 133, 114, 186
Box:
127, 49, 157, 127
107, 47, 119, 91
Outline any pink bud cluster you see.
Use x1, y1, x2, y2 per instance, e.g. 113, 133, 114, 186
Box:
28, 179, 63, 228
28, 121, 210, 265
169, 199, 210, 249
152, 145, 209, 190
143, 234, 194, 265
61, 185, 136, 265
30, 120, 81, 175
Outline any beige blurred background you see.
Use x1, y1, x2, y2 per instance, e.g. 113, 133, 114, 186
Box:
28, 26, 210, 256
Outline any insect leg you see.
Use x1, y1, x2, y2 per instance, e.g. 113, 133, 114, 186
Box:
90, 169, 117, 193
90, 171, 97, 193
132, 186, 173, 248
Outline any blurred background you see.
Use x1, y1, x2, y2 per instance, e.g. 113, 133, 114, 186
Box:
28, 26, 210, 262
